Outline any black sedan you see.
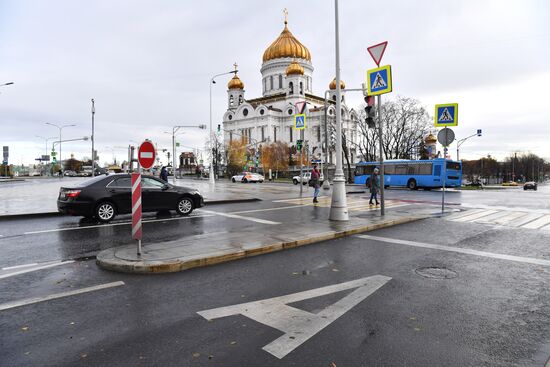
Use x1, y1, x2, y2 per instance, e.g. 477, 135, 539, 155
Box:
57, 174, 204, 222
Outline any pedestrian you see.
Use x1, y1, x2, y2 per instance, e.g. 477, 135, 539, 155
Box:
369, 167, 380, 206
160, 166, 168, 182
195, 166, 201, 179
311, 163, 321, 203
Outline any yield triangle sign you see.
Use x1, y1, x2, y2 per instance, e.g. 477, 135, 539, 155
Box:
367, 41, 388, 66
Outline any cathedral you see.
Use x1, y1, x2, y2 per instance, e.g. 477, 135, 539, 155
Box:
222, 12, 359, 166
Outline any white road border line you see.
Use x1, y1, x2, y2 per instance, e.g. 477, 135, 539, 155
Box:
0, 281, 125, 311
198, 209, 281, 225
23, 214, 215, 235
0, 260, 75, 280
232, 204, 312, 214
356, 234, 550, 267
2, 263, 39, 270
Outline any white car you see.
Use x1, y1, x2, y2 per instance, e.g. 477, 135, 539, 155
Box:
231, 171, 264, 183
293, 172, 324, 185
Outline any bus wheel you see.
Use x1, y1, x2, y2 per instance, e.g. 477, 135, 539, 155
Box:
407, 179, 418, 190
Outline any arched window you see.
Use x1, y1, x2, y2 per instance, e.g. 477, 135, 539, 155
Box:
270, 75, 273, 90
332, 95, 336, 101
289, 82, 294, 94
229, 95, 234, 107
299, 82, 303, 95
238, 95, 243, 105
278, 74, 283, 89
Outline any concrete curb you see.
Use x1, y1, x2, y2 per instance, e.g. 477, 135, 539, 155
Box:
0, 198, 262, 221
96, 215, 425, 274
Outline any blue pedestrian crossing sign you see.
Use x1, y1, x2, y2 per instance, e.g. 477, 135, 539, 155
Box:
434, 103, 458, 127
366, 65, 392, 96
294, 114, 306, 130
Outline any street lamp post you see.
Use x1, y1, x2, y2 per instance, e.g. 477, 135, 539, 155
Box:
329, 0, 348, 221
91, 99, 95, 177
456, 130, 482, 161
210, 69, 238, 184
168, 124, 207, 184
45, 123, 76, 177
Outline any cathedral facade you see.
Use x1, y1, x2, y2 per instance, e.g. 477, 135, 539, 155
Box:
222, 15, 359, 166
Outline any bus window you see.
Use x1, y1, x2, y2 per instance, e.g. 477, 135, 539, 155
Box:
434, 165, 441, 176
418, 163, 433, 175
395, 165, 407, 175
407, 164, 417, 175
384, 165, 395, 174
446, 162, 461, 171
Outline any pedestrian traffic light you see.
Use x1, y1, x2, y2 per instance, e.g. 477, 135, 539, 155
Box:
296, 139, 303, 151
364, 96, 375, 129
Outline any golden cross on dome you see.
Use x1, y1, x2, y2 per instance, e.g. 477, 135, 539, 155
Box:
233, 62, 238, 72
283, 8, 288, 24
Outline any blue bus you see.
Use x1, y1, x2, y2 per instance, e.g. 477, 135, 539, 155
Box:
354, 159, 462, 190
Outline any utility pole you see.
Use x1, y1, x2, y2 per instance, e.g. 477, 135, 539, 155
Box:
91, 99, 95, 177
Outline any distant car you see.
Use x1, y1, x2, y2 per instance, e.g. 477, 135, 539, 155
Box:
57, 173, 204, 222
77, 171, 91, 177
63, 170, 77, 177
502, 181, 519, 187
523, 181, 538, 190
293, 172, 324, 185
231, 172, 264, 183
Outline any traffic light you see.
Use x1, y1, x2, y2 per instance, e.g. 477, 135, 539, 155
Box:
364, 96, 375, 129
217, 124, 221, 133
296, 139, 303, 151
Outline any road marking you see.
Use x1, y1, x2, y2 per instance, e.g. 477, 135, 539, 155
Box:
521, 214, 550, 229
232, 204, 312, 214
2, 263, 39, 270
356, 234, 550, 267
0, 281, 125, 311
22, 214, 215, 235
198, 275, 391, 359
492, 211, 530, 225
451, 209, 499, 222
0, 260, 75, 280
198, 209, 281, 225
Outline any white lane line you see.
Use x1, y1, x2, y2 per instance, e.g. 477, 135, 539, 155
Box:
356, 234, 550, 267
23, 214, 214, 235
449, 210, 499, 222
198, 209, 281, 225
521, 214, 550, 229
2, 263, 39, 270
0, 281, 125, 311
232, 204, 312, 214
0, 260, 75, 280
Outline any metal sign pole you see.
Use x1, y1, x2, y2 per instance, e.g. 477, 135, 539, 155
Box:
442, 128, 447, 213
377, 95, 385, 216
300, 129, 304, 196
138, 162, 142, 256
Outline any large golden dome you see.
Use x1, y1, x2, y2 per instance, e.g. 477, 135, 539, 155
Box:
227, 73, 244, 90
329, 78, 345, 90
263, 17, 311, 63
285, 60, 304, 75
425, 133, 437, 143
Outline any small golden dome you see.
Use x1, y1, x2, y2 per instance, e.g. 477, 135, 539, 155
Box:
262, 16, 311, 63
285, 60, 304, 75
329, 78, 345, 90
227, 74, 244, 90
425, 134, 437, 143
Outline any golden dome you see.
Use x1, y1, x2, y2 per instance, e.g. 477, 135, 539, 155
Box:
329, 78, 345, 90
262, 17, 311, 63
285, 60, 304, 75
227, 74, 244, 90
425, 133, 437, 143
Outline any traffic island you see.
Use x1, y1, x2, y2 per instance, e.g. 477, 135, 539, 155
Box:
96, 213, 425, 274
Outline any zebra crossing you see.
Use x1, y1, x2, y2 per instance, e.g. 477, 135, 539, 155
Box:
446, 208, 550, 230
273, 196, 409, 212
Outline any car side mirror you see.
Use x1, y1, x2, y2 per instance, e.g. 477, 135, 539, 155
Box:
162, 184, 169, 190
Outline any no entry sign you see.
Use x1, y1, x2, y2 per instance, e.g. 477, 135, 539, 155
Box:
138, 140, 156, 170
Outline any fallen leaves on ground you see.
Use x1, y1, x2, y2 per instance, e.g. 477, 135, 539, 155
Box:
192, 352, 200, 358
21, 326, 29, 331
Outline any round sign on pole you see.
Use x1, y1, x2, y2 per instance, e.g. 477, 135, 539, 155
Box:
138, 140, 156, 170
437, 128, 455, 147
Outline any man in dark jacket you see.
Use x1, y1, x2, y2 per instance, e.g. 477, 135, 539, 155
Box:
160, 166, 168, 182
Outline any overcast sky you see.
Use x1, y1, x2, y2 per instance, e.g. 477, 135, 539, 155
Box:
1, 0, 549, 166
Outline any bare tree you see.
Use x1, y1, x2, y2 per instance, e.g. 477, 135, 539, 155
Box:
356, 96, 431, 161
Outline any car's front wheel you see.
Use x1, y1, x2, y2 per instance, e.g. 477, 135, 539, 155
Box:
95, 201, 116, 223
293, 179, 298, 185
232, 178, 236, 183
176, 197, 194, 216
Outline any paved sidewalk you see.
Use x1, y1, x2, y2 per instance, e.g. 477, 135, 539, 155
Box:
97, 199, 427, 274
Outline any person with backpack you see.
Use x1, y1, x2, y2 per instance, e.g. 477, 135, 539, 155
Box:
368, 167, 380, 206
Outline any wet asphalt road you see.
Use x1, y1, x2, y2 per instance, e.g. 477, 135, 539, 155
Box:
2, 215, 550, 366
1, 184, 550, 366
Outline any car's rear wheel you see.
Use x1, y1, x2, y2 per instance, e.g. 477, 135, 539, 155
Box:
232, 178, 236, 183
95, 201, 116, 223
176, 197, 194, 216
293, 179, 298, 185
407, 179, 418, 190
